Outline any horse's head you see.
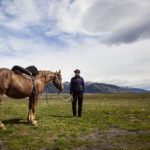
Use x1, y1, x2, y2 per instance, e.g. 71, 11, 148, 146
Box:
53, 70, 64, 92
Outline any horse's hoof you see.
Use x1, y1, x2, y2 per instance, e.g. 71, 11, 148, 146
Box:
0, 125, 6, 130
2, 126, 6, 129
32, 120, 37, 126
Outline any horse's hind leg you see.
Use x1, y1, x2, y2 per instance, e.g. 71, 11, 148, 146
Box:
27, 96, 37, 125
0, 93, 3, 103
0, 121, 6, 129
27, 95, 39, 125
27, 96, 33, 123
0, 94, 6, 129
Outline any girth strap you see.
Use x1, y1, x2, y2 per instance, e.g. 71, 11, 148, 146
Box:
30, 76, 37, 95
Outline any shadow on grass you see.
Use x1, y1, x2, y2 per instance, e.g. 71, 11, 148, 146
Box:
3, 118, 28, 125
50, 115, 73, 118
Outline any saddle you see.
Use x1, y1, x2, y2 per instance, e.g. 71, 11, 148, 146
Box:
11, 65, 39, 95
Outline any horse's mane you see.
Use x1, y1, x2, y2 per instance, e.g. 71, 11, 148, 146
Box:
38, 70, 56, 79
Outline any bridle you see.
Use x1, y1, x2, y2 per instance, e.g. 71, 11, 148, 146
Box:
54, 74, 61, 89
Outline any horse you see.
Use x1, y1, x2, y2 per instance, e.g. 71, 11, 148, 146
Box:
0, 68, 64, 129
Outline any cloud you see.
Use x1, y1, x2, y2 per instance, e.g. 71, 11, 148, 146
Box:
104, 18, 150, 45
0, 0, 41, 30
51, 0, 150, 44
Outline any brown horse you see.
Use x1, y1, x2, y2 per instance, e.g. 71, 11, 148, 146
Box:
0, 68, 64, 129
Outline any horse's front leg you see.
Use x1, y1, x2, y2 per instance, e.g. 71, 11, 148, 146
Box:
0, 94, 6, 129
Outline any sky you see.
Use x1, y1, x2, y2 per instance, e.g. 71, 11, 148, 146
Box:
0, 0, 150, 89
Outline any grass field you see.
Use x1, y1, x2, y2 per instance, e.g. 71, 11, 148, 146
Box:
0, 93, 150, 150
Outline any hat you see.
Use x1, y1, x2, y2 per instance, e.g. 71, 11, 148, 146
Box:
74, 69, 80, 73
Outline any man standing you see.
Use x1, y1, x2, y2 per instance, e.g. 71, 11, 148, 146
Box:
70, 69, 85, 117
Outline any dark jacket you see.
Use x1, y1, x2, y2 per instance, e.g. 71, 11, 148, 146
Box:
70, 76, 85, 94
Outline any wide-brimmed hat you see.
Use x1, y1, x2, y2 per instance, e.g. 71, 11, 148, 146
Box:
74, 69, 80, 73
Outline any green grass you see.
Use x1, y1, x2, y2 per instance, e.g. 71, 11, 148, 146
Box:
0, 93, 150, 150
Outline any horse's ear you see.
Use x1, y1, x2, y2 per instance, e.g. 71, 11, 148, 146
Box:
59, 69, 61, 73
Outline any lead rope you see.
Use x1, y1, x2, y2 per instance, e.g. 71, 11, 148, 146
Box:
45, 86, 51, 105
58, 92, 73, 102
45, 92, 51, 105
45, 74, 73, 104
44, 91, 73, 105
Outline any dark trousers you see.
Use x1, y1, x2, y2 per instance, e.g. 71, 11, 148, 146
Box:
72, 92, 83, 117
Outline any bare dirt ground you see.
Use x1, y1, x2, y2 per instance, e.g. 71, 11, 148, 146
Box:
0, 140, 8, 150
74, 128, 150, 150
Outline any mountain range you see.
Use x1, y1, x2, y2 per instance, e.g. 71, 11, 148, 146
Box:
44, 81, 150, 93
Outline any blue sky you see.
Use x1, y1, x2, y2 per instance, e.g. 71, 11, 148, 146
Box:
0, 0, 150, 89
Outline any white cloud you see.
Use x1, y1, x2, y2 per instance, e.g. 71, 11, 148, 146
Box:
0, 0, 41, 30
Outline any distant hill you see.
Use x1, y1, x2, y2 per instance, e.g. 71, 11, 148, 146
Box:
83, 82, 126, 93
122, 87, 150, 93
44, 81, 150, 93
